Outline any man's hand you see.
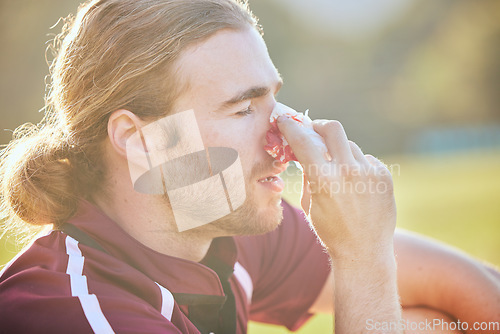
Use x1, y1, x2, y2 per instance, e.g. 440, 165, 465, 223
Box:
277, 117, 402, 333
277, 117, 396, 262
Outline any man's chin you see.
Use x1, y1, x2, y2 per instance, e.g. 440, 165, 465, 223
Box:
249, 197, 284, 235
209, 197, 283, 237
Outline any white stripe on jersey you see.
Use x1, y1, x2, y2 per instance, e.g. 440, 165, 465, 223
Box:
233, 262, 253, 304
155, 282, 175, 321
65, 236, 115, 334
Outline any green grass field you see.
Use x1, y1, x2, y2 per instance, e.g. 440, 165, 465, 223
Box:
1, 151, 499, 334
250, 150, 500, 334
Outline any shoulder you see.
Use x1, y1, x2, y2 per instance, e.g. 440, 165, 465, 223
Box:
0, 231, 186, 333
0, 231, 92, 332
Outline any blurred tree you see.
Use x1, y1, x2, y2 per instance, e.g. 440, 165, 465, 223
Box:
250, 0, 500, 154
0, 0, 81, 145
1, 0, 499, 155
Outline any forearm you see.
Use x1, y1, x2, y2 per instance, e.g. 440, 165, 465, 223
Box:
332, 249, 403, 334
442, 256, 500, 327
395, 230, 500, 332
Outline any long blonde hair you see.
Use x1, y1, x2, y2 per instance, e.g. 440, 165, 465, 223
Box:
0, 0, 258, 236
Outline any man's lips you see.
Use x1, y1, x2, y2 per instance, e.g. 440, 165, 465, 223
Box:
256, 163, 288, 182
255, 163, 288, 193
257, 175, 281, 182
257, 174, 285, 193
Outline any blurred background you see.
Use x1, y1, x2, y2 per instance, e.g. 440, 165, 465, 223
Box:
1, 1, 499, 333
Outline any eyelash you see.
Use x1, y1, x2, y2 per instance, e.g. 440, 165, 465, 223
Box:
235, 106, 254, 116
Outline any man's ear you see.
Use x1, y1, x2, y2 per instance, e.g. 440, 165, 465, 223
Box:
107, 109, 145, 158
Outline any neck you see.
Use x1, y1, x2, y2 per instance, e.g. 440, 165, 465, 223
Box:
94, 144, 217, 262
93, 192, 214, 263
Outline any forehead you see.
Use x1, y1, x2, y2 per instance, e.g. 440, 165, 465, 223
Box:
173, 27, 280, 110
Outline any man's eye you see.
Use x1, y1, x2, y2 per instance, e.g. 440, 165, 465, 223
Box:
235, 107, 254, 116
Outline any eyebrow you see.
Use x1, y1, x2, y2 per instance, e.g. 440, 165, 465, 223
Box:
219, 80, 283, 110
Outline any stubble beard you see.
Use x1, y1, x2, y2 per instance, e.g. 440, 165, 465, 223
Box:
161, 162, 284, 237
198, 158, 284, 236
209, 182, 284, 236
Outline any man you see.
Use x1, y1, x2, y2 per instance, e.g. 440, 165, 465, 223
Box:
0, 0, 499, 333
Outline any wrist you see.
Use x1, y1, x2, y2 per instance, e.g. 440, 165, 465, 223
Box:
333, 247, 402, 334
333, 252, 397, 277
327, 239, 396, 268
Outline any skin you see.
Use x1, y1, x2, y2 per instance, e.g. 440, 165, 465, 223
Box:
278, 116, 402, 332
97, 27, 287, 263
311, 230, 500, 333
96, 27, 500, 333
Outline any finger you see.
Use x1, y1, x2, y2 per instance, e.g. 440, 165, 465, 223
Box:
365, 154, 385, 167
300, 171, 311, 216
365, 154, 392, 177
277, 116, 325, 168
313, 120, 356, 165
348, 140, 367, 163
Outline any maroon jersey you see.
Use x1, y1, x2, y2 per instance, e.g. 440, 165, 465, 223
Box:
0, 200, 330, 333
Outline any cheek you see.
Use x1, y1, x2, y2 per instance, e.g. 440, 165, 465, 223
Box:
237, 114, 274, 161
234, 119, 265, 154
196, 118, 225, 147
202, 127, 221, 146
196, 114, 271, 174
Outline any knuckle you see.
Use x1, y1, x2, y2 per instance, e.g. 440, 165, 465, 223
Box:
375, 164, 391, 176
324, 120, 343, 132
312, 119, 328, 126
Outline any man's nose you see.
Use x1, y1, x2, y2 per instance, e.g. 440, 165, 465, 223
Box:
259, 99, 277, 143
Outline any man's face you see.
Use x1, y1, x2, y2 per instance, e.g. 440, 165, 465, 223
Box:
170, 27, 287, 236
